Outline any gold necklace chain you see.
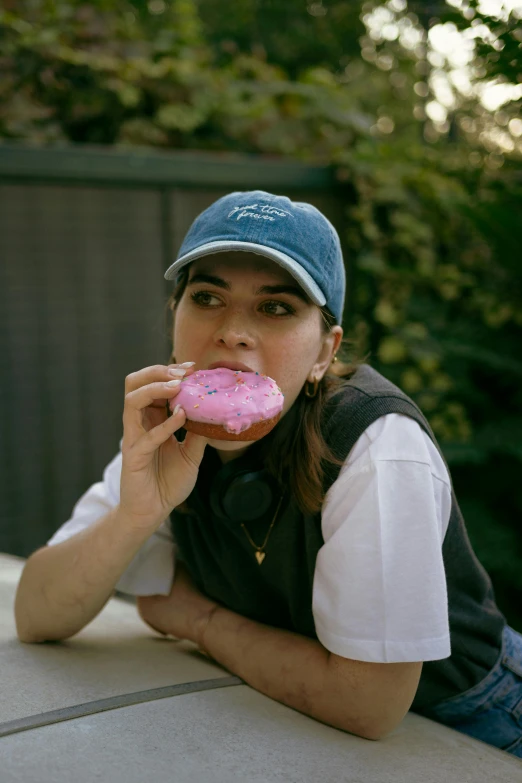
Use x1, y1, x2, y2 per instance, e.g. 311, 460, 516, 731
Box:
240, 494, 284, 565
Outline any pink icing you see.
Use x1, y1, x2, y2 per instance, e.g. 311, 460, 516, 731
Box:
170, 368, 285, 434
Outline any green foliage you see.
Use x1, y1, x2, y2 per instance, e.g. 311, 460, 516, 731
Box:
337, 139, 522, 627
1, 0, 521, 626
446, 0, 522, 86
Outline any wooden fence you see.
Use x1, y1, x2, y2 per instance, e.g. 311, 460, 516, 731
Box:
0, 143, 347, 556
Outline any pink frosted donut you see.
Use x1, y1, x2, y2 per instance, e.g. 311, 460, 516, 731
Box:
169, 368, 285, 441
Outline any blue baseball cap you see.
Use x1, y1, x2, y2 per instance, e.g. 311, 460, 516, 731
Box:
163, 190, 346, 325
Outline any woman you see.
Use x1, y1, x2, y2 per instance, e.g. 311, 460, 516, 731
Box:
15, 191, 522, 755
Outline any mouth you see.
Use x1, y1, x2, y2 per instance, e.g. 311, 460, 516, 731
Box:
207, 361, 255, 373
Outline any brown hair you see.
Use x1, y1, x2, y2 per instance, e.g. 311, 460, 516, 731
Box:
165, 268, 366, 516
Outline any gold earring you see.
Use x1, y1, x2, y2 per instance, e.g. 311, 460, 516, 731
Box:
304, 377, 319, 398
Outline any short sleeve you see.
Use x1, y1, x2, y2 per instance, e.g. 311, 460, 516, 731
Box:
312, 414, 452, 664
47, 439, 175, 596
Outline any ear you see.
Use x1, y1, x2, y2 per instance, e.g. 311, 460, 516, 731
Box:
308, 325, 343, 382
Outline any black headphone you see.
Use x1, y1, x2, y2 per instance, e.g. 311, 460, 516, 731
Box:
208, 451, 282, 526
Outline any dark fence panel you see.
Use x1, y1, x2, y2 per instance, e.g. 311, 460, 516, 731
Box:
0, 144, 342, 557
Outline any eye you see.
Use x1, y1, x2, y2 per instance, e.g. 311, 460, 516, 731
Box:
190, 291, 220, 307
261, 300, 295, 317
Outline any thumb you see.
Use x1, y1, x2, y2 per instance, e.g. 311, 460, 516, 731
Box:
180, 431, 209, 468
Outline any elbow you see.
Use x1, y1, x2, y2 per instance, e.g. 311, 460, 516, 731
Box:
349, 709, 408, 742
329, 689, 409, 741
357, 723, 397, 742
14, 597, 37, 643
14, 598, 70, 644
14, 611, 44, 644
14, 608, 50, 644
326, 652, 421, 742
16, 630, 44, 644
15, 621, 75, 644
14, 552, 47, 643
341, 715, 403, 742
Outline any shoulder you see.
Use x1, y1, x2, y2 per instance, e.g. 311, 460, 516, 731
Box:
320, 412, 453, 545
344, 413, 450, 485
322, 366, 450, 486
322, 364, 429, 443
325, 364, 408, 407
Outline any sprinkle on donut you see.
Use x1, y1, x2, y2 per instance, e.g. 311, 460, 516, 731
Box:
171, 367, 284, 435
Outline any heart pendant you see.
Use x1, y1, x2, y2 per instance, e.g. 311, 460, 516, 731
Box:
255, 551, 266, 565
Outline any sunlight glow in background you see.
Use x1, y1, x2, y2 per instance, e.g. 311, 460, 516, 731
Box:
360, 0, 522, 158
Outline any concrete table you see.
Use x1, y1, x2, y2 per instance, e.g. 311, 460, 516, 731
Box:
1, 553, 521, 782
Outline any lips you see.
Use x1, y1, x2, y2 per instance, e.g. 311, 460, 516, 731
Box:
207, 361, 255, 373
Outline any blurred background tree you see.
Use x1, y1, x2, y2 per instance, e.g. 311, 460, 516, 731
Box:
1, 0, 521, 628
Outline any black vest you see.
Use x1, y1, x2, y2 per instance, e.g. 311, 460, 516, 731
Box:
170, 364, 506, 711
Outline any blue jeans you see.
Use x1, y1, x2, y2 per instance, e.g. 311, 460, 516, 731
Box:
419, 625, 522, 758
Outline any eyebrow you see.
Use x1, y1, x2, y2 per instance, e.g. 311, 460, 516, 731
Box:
186, 272, 311, 304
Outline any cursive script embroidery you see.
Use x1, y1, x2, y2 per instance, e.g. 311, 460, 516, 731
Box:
227, 203, 294, 222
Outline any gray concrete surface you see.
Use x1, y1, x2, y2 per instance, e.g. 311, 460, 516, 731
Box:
2, 553, 521, 782
3, 687, 522, 783
0, 553, 228, 723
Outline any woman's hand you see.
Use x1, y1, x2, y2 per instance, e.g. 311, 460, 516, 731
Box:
136, 563, 218, 645
119, 362, 208, 531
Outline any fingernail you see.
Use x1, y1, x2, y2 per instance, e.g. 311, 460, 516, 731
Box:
173, 404, 181, 415
169, 368, 186, 377
166, 379, 181, 387
179, 361, 196, 368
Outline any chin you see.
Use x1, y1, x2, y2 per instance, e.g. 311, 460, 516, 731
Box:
209, 438, 256, 452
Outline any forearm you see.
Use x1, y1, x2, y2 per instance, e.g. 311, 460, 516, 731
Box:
198, 606, 377, 739
15, 507, 159, 643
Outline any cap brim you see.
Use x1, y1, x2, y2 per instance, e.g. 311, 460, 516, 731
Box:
164, 241, 326, 307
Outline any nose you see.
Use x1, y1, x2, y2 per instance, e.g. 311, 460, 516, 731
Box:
214, 309, 255, 350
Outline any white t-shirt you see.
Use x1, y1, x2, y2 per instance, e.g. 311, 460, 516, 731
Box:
47, 413, 452, 664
